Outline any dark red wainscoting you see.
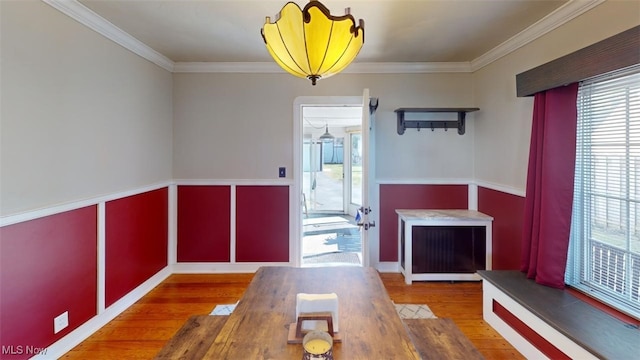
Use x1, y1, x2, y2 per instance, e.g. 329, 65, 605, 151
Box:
235, 186, 289, 262
105, 188, 168, 307
478, 187, 525, 270
379, 184, 468, 262
0, 206, 98, 359
493, 300, 571, 359
177, 185, 231, 262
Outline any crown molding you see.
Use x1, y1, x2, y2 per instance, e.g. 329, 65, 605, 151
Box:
173, 61, 472, 73
45, 0, 604, 74
470, 0, 605, 71
42, 0, 175, 72
345, 62, 472, 73
173, 62, 280, 73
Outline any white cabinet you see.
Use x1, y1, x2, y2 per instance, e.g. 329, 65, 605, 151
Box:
396, 209, 493, 284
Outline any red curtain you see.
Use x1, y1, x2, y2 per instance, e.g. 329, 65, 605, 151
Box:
521, 83, 579, 288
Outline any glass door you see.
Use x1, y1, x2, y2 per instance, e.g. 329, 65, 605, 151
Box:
300, 103, 363, 267
350, 132, 362, 209
303, 136, 344, 214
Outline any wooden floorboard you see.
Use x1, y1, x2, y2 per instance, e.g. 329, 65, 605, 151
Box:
62, 272, 524, 360
404, 318, 485, 360
380, 273, 525, 360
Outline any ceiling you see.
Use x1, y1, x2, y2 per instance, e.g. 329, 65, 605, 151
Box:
69, 0, 573, 129
303, 105, 364, 129
78, 0, 568, 64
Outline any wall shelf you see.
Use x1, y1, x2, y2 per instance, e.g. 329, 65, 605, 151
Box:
394, 108, 479, 135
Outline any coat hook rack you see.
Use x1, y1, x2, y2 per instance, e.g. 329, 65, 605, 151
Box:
394, 108, 479, 135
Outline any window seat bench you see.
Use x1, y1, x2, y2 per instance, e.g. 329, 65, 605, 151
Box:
478, 270, 638, 360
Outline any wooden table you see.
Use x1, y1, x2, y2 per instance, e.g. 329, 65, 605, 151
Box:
203, 266, 421, 359
154, 315, 227, 359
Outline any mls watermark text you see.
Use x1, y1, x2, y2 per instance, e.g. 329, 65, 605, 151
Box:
2, 345, 48, 356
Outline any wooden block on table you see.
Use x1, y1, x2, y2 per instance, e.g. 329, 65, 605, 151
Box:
404, 318, 485, 360
154, 315, 227, 360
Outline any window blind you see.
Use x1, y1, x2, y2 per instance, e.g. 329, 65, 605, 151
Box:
566, 65, 640, 319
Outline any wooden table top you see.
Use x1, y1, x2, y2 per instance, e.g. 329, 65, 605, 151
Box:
203, 266, 421, 359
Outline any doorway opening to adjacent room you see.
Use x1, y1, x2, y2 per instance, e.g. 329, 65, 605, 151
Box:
300, 104, 363, 267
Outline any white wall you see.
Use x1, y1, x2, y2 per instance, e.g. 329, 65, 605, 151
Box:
172, 72, 474, 181
374, 73, 475, 181
5, 1, 634, 217
473, 1, 640, 192
0, 1, 174, 216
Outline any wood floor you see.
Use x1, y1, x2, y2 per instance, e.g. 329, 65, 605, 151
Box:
62, 272, 524, 360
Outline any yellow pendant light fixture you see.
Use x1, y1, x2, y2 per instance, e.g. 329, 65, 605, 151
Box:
261, 1, 365, 85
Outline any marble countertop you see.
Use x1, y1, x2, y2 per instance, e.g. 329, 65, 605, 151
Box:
395, 209, 493, 221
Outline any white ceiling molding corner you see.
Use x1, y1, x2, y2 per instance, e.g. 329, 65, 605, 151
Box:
173, 62, 282, 73
344, 62, 472, 74
470, 0, 606, 71
42, 0, 175, 72
172, 61, 472, 74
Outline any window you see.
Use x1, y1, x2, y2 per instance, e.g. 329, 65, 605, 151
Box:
566, 65, 640, 319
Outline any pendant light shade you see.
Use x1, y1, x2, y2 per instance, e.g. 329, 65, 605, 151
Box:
318, 124, 334, 141
261, 1, 365, 85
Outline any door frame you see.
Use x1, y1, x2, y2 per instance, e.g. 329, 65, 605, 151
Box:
292, 96, 363, 267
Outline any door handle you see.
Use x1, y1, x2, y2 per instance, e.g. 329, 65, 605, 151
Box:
358, 206, 372, 215
357, 221, 376, 230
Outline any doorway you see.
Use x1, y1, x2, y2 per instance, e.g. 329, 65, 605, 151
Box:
300, 104, 363, 266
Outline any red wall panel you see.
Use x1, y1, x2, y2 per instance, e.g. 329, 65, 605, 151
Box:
177, 185, 231, 262
493, 300, 571, 359
379, 184, 468, 262
0, 206, 97, 359
105, 188, 168, 307
236, 186, 289, 262
478, 187, 524, 270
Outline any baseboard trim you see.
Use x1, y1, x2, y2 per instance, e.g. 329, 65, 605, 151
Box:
376, 262, 400, 273
34, 262, 405, 357
32, 267, 172, 359
171, 262, 293, 274
35, 263, 283, 358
